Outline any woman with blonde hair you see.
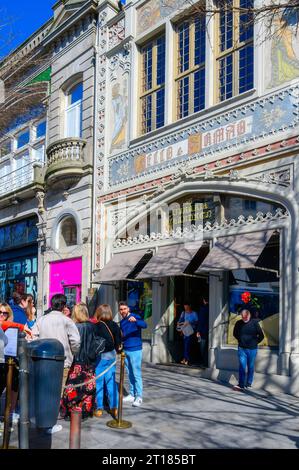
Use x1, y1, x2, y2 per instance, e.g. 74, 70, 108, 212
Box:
25, 294, 37, 329
93, 304, 122, 418
60, 302, 99, 421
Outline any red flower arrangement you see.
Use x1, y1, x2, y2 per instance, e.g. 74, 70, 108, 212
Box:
241, 291, 261, 309
241, 291, 251, 303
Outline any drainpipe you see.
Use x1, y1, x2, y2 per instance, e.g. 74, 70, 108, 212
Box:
90, 14, 100, 295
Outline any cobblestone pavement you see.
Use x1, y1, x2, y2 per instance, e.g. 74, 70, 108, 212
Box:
6, 363, 299, 450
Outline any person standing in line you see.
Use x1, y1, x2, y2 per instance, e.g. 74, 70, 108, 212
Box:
119, 301, 147, 407
0, 302, 32, 425
177, 301, 198, 366
233, 308, 264, 391
10, 292, 29, 325
93, 304, 122, 418
60, 303, 97, 421
25, 294, 37, 329
32, 294, 81, 433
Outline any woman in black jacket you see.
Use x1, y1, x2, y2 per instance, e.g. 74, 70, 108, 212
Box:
60, 303, 100, 420
93, 304, 122, 418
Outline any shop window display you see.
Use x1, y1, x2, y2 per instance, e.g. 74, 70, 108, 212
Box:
227, 234, 280, 347
127, 281, 153, 340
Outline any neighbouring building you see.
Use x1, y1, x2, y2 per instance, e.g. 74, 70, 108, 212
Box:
0, 0, 98, 312
92, 0, 299, 396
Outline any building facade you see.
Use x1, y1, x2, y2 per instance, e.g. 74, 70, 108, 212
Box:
0, 0, 98, 312
93, 0, 299, 396
2, 0, 299, 396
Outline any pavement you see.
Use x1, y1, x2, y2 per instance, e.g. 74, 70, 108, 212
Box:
5, 363, 299, 450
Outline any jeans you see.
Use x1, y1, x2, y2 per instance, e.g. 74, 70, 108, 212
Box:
95, 353, 118, 410
183, 335, 192, 362
238, 347, 258, 388
125, 349, 143, 398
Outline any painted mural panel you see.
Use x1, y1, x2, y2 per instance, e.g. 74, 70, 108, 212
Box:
109, 85, 299, 186
266, 12, 299, 89
109, 56, 129, 154
137, 0, 181, 35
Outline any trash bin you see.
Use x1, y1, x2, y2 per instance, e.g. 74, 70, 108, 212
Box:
27, 339, 65, 428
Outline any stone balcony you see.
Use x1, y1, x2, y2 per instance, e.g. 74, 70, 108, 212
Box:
45, 137, 86, 188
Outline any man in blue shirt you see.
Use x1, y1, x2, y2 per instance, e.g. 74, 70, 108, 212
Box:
11, 292, 29, 325
119, 301, 147, 407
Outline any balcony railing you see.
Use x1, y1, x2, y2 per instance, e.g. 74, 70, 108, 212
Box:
0, 161, 43, 198
46, 138, 86, 166
45, 138, 86, 187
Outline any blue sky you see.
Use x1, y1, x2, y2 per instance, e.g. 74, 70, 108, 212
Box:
0, 0, 54, 58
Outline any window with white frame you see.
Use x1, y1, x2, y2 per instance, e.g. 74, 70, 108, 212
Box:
36, 120, 47, 139
33, 144, 45, 163
16, 129, 30, 149
175, 15, 206, 119
65, 82, 83, 138
14, 152, 30, 178
140, 34, 166, 134
216, 0, 254, 102
0, 139, 12, 158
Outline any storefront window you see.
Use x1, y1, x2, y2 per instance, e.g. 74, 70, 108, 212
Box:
0, 255, 38, 302
127, 280, 153, 340
0, 218, 38, 251
226, 234, 280, 348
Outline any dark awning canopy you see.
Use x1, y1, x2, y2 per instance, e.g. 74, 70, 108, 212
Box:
136, 242, 206, 279
196, 231, 274, 272
93, 248, 152, 283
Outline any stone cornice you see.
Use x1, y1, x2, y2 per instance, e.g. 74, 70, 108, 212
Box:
42, 0, 98, 47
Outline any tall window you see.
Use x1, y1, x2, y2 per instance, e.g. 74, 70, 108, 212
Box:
140, 35, 166, 134
65, 82, 83, 138
216, 0, 254, 102
176, 16, 206, 119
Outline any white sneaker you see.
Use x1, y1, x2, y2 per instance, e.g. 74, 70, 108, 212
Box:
132, 397, 142, 407
46, 424, 63, 434
123, 394, 135, 403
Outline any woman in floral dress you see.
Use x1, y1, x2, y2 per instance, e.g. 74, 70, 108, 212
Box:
60, 303, 100, 420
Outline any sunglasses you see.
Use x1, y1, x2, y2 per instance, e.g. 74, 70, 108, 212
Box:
0, 312, 9, 316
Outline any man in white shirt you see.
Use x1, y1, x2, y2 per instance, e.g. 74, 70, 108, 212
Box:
32, 294, 80, 433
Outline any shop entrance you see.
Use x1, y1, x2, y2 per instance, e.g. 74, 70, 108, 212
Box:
173, 275, 209, 366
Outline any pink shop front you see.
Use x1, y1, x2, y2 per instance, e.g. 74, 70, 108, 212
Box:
49, 257, 82, 308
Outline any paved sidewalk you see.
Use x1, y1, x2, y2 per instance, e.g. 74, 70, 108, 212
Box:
8, 363, 299, 449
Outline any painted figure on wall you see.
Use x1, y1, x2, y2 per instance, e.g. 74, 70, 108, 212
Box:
111, 81, 127, 152
268, 13, 299, 88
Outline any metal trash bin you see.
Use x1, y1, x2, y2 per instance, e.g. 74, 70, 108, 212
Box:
27, 339, 65, 428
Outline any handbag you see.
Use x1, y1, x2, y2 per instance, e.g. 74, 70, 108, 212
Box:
181, 323, 194, 337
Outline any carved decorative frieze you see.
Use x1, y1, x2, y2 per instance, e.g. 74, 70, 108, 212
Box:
113, 208, 289, 249
108, 18, 125, 49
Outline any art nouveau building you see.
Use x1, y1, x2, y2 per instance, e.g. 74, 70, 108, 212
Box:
92, 0, 299, 395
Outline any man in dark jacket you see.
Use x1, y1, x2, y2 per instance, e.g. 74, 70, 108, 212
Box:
233, 308, 264, 391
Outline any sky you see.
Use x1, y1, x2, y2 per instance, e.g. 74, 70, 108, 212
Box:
0, 0, 54, 58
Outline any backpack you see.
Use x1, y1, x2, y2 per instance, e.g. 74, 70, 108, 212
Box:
89, 333, 106, 362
